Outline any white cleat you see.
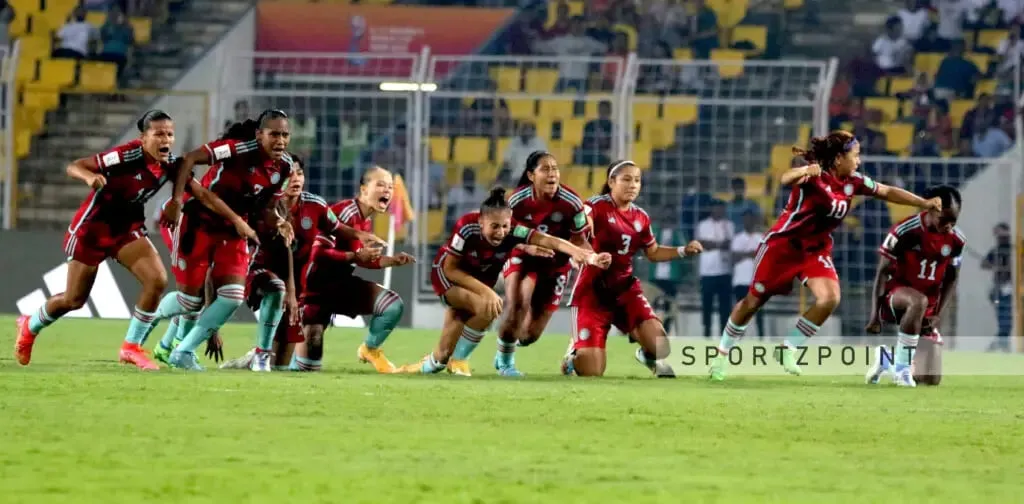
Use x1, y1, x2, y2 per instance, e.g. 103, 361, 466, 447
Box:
865, 345, 893, 384
250, 351, 273, 372
893, 367, 916, 387
220, 348, 256, 370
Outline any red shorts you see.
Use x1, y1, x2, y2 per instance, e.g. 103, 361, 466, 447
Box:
302, 275, 379, 325
430, 265, 498, 298
748, 239, 839, 298
64, 221, 147, 266
570, 276, 658, 351
502, 258, 572, 312
164, 213, 251, 289
878, 290, 943, 343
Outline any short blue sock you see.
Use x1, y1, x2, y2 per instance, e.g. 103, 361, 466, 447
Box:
495, 338, 516, 368
420, 353, 446, 374
785, 317, 818, 349
717, 319, 747, 355
365, 290, 404, 349
155, 291, 202, 320
291, 355, 321, 372
176, 285, 244, 353
158, 316, 180, 350
451, 327, 484, 360
123, 307, 157, 345
257, 286, 286, 351
895, 331, 918, 367
28, 306, 56, 335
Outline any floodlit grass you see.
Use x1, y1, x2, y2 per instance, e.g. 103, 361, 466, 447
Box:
0, 316, 1021, 503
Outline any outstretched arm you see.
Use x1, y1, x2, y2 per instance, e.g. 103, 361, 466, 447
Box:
866, 257, 892, 333
161, 146, 213, 226
645, 240, 703, 262
527, 230, 609, 268
66, 156, 103, 187
875, 183, 940, 210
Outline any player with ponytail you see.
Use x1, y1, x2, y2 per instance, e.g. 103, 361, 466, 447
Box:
401, 186, 611, 376
709, 130, 943, 381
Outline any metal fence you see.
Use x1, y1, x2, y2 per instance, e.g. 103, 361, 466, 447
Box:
0, 41, 18, 230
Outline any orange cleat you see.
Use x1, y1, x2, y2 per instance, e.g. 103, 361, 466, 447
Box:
119, 343, 160, 370
14, 315, 36, 366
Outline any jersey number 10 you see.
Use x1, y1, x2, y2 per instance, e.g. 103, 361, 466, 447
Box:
826, 200, 849, 219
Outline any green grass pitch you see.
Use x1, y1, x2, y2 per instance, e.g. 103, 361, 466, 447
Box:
0, 315, 1021, 503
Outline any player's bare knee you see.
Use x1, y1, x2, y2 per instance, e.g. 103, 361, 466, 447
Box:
905, 295, 929, 318
814, 291, 841, 313
146, 271, 168, 295
520, 327, 543, 346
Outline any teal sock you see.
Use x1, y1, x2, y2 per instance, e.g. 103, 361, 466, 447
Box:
420, 353, 446, 374
717, 319, 747, 355
123, 307, 156, 345
155, 291, 203, 320
895, 331, 918, 367
175, 285, 245, 353
292, 355, 321, 371
785, 317, 818, 349
257, 287, 286, 351
28, 306, 56, 335
452, 327, 484, 360
495, 338, 516, 367
158, 316, 180, 350
365, 290, 404, 349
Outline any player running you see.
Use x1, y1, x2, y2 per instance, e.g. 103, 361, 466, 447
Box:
294, 166, 412, 373
152, 110, 295, 370
709, 130, 943, 381
487, 151, 590, 376
562, 160, 703, 378
864, 185, 965, 387
401, 187, 611, 376
14, 110, 250, 369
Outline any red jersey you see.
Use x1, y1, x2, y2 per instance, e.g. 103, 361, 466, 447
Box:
305, 198, 376, 280
765, 171, 879, 247
879, 213, 966, 302
188, 138, 293, 233
569, 194, 655, 302
433, 211, 535, 287
69, 139, 171, 233
251, 192, 339, 278
507, 184, 588, 269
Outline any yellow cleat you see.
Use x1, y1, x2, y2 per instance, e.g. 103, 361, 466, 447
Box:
447, 359, 472, 377
357, 344, 396, 373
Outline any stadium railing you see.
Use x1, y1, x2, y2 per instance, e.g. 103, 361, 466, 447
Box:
0, 41, 18, 230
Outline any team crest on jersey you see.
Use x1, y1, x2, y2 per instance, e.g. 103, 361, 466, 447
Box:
470, 251, 478, 257
301, 216, 313, 230
941, 245, 951, 257
270, 172, 281, 184
844, 184, 854, 196
524, 214, 532, 221
754, 282, 765, 294
608, 217, 616, 223
551, 212, 563, 223
579, 329, 590, 341
634, 220, 642, 232
511, 257, 522, 265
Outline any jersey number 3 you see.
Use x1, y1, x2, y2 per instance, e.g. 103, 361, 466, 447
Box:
618, 234, 631, 255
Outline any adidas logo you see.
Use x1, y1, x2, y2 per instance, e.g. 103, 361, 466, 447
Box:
16, 262, 130, 319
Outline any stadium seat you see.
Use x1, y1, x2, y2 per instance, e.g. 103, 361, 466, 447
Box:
711, 49, 745, 79
742, 173, 769, 196
881, 123, 914, 153
642, 120, 675, 149
17, 106, 45, 135
887, 77, 915, 95
535, 120, 553, 144
559, 118, 585, 144
545, 0, 584, 26
864, 97, 898, 122
948, 99, 975, 128
425, 209, 445, 242
524, 69, 559, 94
783, 0, 803, 8
974, 29, 1008, 52
913, 53, 944, 76
505, 98, 535, 119
14, 57, 38, 84
632, 102, 659, 123
76, 61, 117, 91
495, 137, 511, 165
21, 89, 60, 111
490, 66, 521, 92
16, 130, 32, 159
8, 0, 38, 14
546, 140, 573, 164
562, 166, 592, 193
429, 136, 451, 162
613, 24, 638, 50
966, 53, 990, 72
130, 17, 152, 44
8, 10, 29, 38
537, 99, 574, 120
85, 11, 105, 26
476, 164, 500, 186
452, 137, 490, 165
36, 58, 77, 90
887, 201, 917, 224
632, 143, 652, 169
797, 123, 810, 145
976, 79, 997, 96
673, 48, 693, 60
18, 36, 51, 63
591, 166, 607, 189
34, 0, 79, 33
732, 25, 767, 56
663, 102, 698, 125
770, 144, 794, 175
707, 0, 748, 28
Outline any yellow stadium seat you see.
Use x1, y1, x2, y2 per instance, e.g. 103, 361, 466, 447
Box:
524, 68, 559, 94
976, 79, 997, 96
742, 173, 769, 197
77, 61, 117, 91
592, 166, 607, 189
913, 53, 944, 76
425, 209, 446, 242
974, 29, 1007, 52
495, 137, 511, 165
613, 23, 638, 50
887, 201, 918, 224
562, 166, 592, 194
784, 0, 803, 8
505, 98, 535, 119
888, 77, 915, 95
546, 140, 573, 164
8, 0, 38, 14
632, 144, 652, 170
34, 0, 78, 32
490, 66, 521, 93
583, 98, 615, 119
966, 52, 990, 72
21, 89, 59, 111
948, 99, 975, 128
881, 123, 914, 153
85, 11, 106, 26
559, 118, 585, 145
864, 97, 898, 122
130, 17, 152, 45
36, 58, 76, 89
732, 25, 766, 56
673, 48, 693, 60
17, 107, 46, 135
444, 165, 462, 187
642, 120, 675, 149
15, 57, 38, 84
662, 102, 697, 125
545, 0, 584, 27
632, 102, 659, 123
16, 130, 32, 159
19, 36, 51, 62
452, 137, 490, 165
535, 120, 552, 143
797, 123, 811, 144
8, 11, 29, 38
537, 99, 574, 119
771, 144, 794, 175
707, 0, 748, 28
711, 49, 744, 79
429, 136, 451, 162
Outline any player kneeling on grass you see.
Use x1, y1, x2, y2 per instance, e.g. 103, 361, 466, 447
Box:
290, 166, 412, 373
562, 160, 703, 378
401, 187, 611, 376
865, 185, 964, 387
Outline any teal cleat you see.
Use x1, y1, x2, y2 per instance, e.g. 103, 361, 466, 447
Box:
773, 346, 802, 376
153, 343, 173, 365
494, 354, 524, 377
168, 350, 204, 371
708, 353, 728, 381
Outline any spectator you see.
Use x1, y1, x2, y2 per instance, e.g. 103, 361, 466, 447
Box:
848, 42, 885, 97
576, 100, 614, 165
461, 80, 509, 136
996, 0, 1024, 26
927, 101, 955, 150
852, 117, 886, 147
972, 115, 1014, 156
981, 223, 1013, 351
934, 41, 980, 99
959, 93, 995, 139
445, 168, 486, 228
0, 1, 14, 49
98, 7, 135, 82
995, 23, 1023, 75
681, 174, 715, 240
533, 16, 607, 92
730, 211, 765, 339
501, 122, 547, 175
637, 41, 678, 94
646, 0, 689, 50
586, 9, 616, 45
911, 129, 942, 158
897, 0, 932, 48
85, 0, 114, 11
543, 1, 571, 39
53, 7, 99, 59
935, 0, 975, 51
339, 113, 369, 172
504, 7, 544, 55
223, 100, 250, 131
872, 17, 912, 75
952, 137, 976, 157
689, 0, 719, 59
290, 104, 316, 167
696, 200, 734, 339
897, 72, 940, 130
726, 177, 760, 230
373, 124, 408, 172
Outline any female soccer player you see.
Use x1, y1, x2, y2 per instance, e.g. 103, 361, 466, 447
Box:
709, 130, 943, 381
563, 160, 703, 378
152, 110, 296, 371
401, 187, 611, 376
14, 110, 253, 369
864, 185, 964, 387
490, 151, 590, 376
294, 166, 412, 373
